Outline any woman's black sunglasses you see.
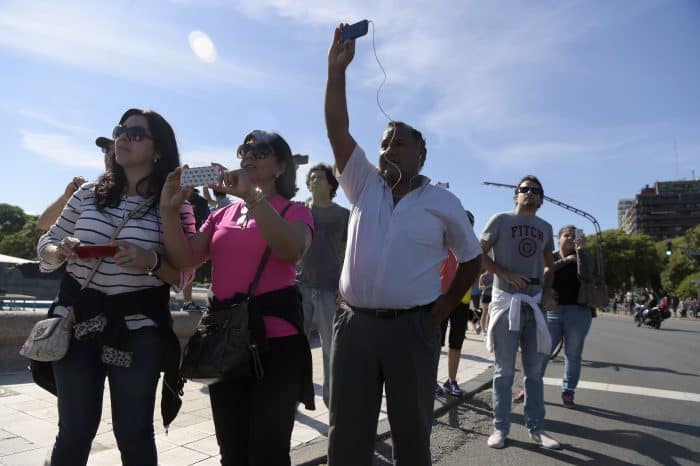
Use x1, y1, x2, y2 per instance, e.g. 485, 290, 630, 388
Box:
237, 142, 273, 159
112, 125, 153, 142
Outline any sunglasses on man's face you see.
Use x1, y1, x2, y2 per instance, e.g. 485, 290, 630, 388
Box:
236, 142, 273, 159
517, 186, 542, 195
112, 125, 153, 142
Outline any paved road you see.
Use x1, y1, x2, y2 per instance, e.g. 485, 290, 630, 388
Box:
346, 314, 700, 466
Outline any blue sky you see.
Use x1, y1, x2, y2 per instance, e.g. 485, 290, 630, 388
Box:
0, 0, 698, 241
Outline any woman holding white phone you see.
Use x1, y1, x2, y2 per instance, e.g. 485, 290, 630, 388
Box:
541, 225, 595, 409
160, 129, 315, 466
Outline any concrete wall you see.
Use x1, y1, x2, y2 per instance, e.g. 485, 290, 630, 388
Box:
0, 311, 202, 372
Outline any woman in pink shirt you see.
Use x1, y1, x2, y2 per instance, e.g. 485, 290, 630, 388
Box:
160, 130, 314, 466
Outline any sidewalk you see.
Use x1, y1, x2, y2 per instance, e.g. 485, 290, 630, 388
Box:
0, 330, 493, 465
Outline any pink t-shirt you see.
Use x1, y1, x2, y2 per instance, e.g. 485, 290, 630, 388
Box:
201, 196, 314, 337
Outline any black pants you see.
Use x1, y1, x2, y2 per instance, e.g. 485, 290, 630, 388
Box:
440, 302, 469, 350
328, 306, 441, 466
208, 334, 305, 466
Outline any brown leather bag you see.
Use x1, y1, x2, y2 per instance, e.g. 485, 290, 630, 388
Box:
576, 248, 608, 309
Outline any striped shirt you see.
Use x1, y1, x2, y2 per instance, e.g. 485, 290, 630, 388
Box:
37, 182, 196, 329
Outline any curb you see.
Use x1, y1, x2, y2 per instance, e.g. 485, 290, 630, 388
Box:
291, 367, 494, 466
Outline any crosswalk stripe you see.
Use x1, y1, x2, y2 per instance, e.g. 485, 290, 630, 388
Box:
543, 377, 700, 403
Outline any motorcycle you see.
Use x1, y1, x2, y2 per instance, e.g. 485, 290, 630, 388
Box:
633, 304, 670, 329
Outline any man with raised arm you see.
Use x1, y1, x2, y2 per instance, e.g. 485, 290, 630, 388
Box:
481, 175, 559, 450
37, 137, 113, 230
324, 23, 482, 466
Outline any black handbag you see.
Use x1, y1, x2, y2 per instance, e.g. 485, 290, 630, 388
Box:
180, 203, 291, 385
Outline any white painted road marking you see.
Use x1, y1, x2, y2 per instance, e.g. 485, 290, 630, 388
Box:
543, 377, 700, 403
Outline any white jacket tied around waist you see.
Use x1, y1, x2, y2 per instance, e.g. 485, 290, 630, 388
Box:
485, 287, 551, 355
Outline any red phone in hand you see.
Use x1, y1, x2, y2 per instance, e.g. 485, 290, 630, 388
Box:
74, 245, 118, 259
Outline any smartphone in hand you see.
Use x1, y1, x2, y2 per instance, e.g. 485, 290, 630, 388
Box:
74, 245, 118, 259
181, 166, 223, 188
341, 20, 369, 41
575, 228, 585, 242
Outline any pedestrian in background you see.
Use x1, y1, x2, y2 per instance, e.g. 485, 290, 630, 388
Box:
481, 175, 559, 450
181, 188, 210, 311
541, 225, 594, 409
298, 163, 349, 408
37, 137, 114, 231
436, 210, 477, 397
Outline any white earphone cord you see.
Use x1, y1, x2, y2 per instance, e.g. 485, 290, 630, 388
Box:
369, 20, 404, 192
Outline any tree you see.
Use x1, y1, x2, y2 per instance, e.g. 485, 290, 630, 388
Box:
657, 226, 700, 294
675, 272, 700, 299
0, 203, 27, 235
0, 215, 43, 260
587, 230, 662, 292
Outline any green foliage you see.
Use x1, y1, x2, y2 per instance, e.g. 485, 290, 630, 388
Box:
657, 226, 700, 293
0, 203, 27, 234
675, 272, 700, 299
587, 229, 662, 292
0, 210, 43, 260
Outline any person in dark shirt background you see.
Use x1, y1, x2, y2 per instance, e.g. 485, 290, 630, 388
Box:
542, 225, 594, 409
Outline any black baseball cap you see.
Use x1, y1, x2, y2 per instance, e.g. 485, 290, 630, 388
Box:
95, 136, 114, 149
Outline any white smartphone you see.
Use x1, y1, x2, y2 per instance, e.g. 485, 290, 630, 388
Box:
181, 166, 222, 187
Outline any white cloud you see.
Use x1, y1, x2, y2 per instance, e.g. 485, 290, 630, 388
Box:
226, 0, 664, 165
180, 147, 236, 168
13, 108, 92, 135
0, 0, 286, 90
22, 132, 104, 169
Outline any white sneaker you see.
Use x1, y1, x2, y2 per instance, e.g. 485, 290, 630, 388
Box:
529, 431, 560, 449
487, 429, 506, 449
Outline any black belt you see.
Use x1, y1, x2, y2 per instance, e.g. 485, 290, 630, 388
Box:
350, 303, 432, 319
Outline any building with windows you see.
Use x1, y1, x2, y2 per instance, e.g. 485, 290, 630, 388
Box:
618, 199, 634, 229
619, 180, 700, 240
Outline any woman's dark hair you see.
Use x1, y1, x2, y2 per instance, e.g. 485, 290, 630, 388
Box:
95, 108, 180, 209
306, 163, 339, 199
244, 130, 298, 200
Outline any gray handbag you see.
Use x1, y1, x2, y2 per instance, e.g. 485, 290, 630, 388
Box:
20, 311, 72, 362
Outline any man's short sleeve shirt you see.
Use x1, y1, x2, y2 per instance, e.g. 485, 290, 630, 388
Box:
481, 211, 554, 296
335, 144, 482, 308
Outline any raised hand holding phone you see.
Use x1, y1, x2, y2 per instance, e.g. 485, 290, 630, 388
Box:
161, 166, 192, 212
340, 20, 369, 41
217, 166, 256, 201
329, 24, 357, 71
574, 228, 585, 249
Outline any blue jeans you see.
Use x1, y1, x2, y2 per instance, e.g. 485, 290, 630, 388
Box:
50, 327, 162, 466
300, 285, 337, 408
544, 304, 592, 393
492, 305, 548, 434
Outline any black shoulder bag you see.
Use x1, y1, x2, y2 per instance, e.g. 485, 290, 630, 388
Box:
180, 203, 292, 385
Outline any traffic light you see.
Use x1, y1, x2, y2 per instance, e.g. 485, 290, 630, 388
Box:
665, 241, 672, 257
